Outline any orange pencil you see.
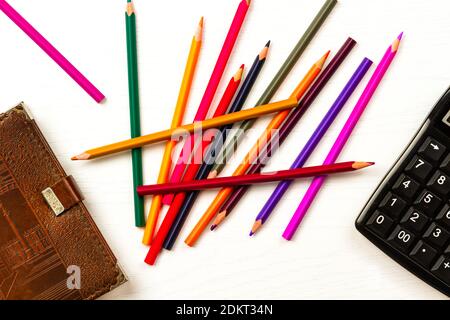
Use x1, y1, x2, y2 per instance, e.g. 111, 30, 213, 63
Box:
144, 65, 244, 265
185, 51, 330, 246
143, 18, 203, 245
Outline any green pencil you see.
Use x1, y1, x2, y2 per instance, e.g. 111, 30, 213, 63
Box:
126, 0, 145, 227
210, 0, 337, 177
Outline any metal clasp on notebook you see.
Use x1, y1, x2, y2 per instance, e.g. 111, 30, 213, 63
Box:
42, 187, 65, 216
41, 175, 84, 216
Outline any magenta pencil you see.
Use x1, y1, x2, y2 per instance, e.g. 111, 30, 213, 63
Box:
0, 0, 105, 103
283, 33, 403, 240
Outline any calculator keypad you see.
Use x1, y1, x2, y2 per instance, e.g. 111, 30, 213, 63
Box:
360, 134, 450, 295
366, 211, 395, 238
405, 156, 433, 181
440, 154, 450, 174
387, 226, 416, 253
418, 137, 446, 163
427, 171, 450, 196
436, 205, 450, 228
414, 190, 442, 216
410, 241, 438, 268
378, 192, 407, 218
400, 208, 429, 233
393, 174, 421, 200
432, 256, 450, 284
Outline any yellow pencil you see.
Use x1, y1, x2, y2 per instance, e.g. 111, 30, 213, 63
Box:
143, 18, 203, 246
71, 97, 299, 161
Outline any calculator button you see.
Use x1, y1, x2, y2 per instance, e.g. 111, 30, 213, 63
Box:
405, 156, 433, 181
388, 226, 416, 253
392, 174, 420, 200
436, 204, 450, 229
427, 171, 450, 196
440, 153, 450, 175
378, 192, 407, 219
366, 211, 395, 238
414, 190, 442, 217
418, 137, 446, 163
400, 208, 429, 233
409, 241, 438, 269
423, 223, 450, 249
431, 256, 450, 285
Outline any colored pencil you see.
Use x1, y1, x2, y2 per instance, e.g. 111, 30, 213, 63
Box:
250, 57, 373, 236
144, 66, 244, 265
125, 1, 145, 226
71, 97, 298, 161
143, 18, 203, 245
162, 42, 270, 250
209, 0, 337, 178
185, 52, 329, 247
163, 0, 251, 206
0, 0, 105, 103
211, 38, 357, 230
138, 162, 374, 195
283, 33, 403, 240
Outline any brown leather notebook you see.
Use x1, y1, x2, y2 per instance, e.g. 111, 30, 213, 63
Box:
0, 103, 126, 300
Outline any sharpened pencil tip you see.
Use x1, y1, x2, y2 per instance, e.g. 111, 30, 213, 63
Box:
207, 170, 218, 179
71, 153, 91, 161
250, 220, 262, 236
316, 50, 330, 68
352, 161, 375, 169
211, 211, 227, 230
259, 42, 270, 60
234, 65, 245, 81
249, 231, 254, 236
126, 1, 134, 16
391, 33, 403, 52
195, 17, 204, 41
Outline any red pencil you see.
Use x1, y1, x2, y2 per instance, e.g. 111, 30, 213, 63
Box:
138, 162, 374, 196
163, 0, 251, 205
145, 65, 244, 265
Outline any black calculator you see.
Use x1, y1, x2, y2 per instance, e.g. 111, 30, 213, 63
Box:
356, 86, 450, 297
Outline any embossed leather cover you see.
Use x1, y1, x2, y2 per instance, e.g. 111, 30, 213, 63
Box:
0, 104, 126, 300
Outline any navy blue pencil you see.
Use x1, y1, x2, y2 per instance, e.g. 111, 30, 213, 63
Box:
162, 41, 270, 249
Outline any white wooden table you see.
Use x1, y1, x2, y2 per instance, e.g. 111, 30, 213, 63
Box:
0, 0, 449, 299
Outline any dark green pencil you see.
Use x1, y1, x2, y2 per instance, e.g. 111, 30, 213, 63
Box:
209, 0, 337, 177
126, 0, 145, 227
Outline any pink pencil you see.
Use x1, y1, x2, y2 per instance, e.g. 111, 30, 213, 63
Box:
0, 0, 105, 103
283, 33, 403, 240
162, 0, 251, 205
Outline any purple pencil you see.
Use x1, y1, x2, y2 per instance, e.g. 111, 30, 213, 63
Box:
283, 33, 403, 240
250, 57, 373, 236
